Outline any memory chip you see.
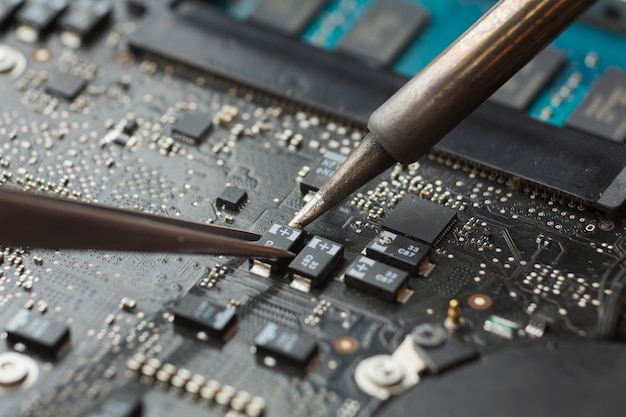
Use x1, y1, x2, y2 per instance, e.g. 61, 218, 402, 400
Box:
381, 196, 457, 245
566, 68, 626, 142
249, 0, 328, 37
172, 294, 237, 341
300, 151, 346, 194
337, 0, 430, 67
171, 112, 212, 144
344, 256, 412, 303
45, 71, 87, 100
289, 236, 343, 292
491, 48, 566, 111
216, 186, 248, 211
366, 231, 430, 275
254, 322, 318, 369
85, 387, 143, 417
5, 310, 71, 358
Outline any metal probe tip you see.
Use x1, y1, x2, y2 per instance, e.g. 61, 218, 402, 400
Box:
289, 133, 395, 229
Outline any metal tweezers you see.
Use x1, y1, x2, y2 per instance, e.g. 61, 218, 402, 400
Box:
0, 187, 293, 258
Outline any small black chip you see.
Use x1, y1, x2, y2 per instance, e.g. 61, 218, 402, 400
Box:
171, 112, 213, 144
172, 294, 237, 341
366, 231, 430, 275
249, 0, 329, 37
216, 186, 248, 211
566, 68, 626, 142
381, 196, 457, 246
0, 0, 23, 27
17, 0, 68, 32
337, 0, 430, 67
59, 0, 112, 40
45, 71, 87, 100
251, 223, 306, 275
85, 387, 143, 417
300, 151, 346, 194
254, 322, 318, 370
490, 48, 566, 111
5, 310, 71, 358
344, 256, 412, 303
289, 236, 344, 292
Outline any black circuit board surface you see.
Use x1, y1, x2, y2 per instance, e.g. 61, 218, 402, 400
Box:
1, 1, 625, 417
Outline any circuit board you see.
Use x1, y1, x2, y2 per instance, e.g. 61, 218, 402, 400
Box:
1, 1, 626, 417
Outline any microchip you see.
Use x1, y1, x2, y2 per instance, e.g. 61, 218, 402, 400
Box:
381, 196, 457, 246
344, 256, 412, 303
5, 310, 71, 358
366, 231, 430, 275
45, 71, 87, 100
17, 0, 68, 31
249, 0, 329, 37
337, 0, 430, 67
300, 151, 346, 194
0, 0, 23, 27
490, 48, 566, 111
254, 322, 318, 370
289, 236, 344, 292
171, 112, 213, 144
59, 0, 112, 40
216, 186, 248, 211
172, 294, 237, 341
566, 68, 626, 142
251, 223, 306, 276
84, 387, 143, 417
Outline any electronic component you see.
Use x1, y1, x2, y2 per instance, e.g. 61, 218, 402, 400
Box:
0, 0, 23, 27
337, 0, 430, 67
171, 112, 213, 144
45, 71, 87, 100
171, 294, 237, 341
5, 310, 71, 358
288, 236, 344, 292
365, 231, 430, 275
300, 152, 346, 194
59, 0, 112, 47
490, 48, 566, 111
483, 315, 520, 339
16, 0, 68, 41
254, 322, 318, 370
344, 256, 412, 303
566, 68, 626, 143
249, 0, 328, 37
250, 223, 306, 276
216, 186, 248, 211
381, 196, 457, 246
411, 335, 479, 374
85, 387, 143, 417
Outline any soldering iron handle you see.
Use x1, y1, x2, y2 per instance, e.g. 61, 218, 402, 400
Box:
367, 0, 596, 164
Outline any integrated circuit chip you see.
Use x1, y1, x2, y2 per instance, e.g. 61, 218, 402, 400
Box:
366, 231, 430, 275
85, 387, 143, 417
300, 151, 346, 194
344, 256, 412, 303
251, 223, 306, 276
172, 294, 237, 341
490, 48, 566, 111
337, 0, 430, 67
566, 68, 626, 142
216, 186, 248, 211
5, 310, 71, 358
45, 71, 87, 100
381, 196, 457, 245
249, 0, 328, 37
254, 322, 318, 370
289, 236, 344, 292
171, 112, 213, 144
